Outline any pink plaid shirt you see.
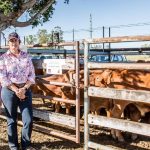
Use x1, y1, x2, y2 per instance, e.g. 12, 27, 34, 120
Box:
0, 50, 35, 87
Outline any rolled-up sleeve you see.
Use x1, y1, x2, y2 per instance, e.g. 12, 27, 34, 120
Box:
27, 57, 35, 84
0, 58, 12, 87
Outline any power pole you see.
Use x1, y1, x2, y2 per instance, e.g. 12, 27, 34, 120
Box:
90, 14, 93, 39
102, 26, 105, 50
108, 27, 111, 62
109, 27, 111, 49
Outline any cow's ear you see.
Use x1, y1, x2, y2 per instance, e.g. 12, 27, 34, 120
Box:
101, 70, 111, 81
102, 70, 112, 85
64, 71, 70, 82
106, 75, 111, 85
121, 69, 127, 76
103, 69, 112, 76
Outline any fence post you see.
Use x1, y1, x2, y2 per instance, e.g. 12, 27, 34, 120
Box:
84, 42, 90, 150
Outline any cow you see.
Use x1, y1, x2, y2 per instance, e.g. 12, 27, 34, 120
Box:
60, 69, 113, 116
81, 68, 150, 141
31, 70, 75, 113
102, 69, 150, 141
61, 86, 112, 117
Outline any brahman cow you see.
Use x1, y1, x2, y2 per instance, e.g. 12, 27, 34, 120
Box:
100, 69, 150, 141
61, 69, 113, 116
31, 70, 75, 114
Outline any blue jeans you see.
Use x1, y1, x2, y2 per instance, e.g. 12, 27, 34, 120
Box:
1, 87, 33, 150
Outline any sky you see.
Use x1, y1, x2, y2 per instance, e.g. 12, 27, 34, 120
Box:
3, 0, 150, 47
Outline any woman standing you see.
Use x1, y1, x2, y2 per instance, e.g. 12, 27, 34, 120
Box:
0, 32, 35, 150
0, 85, 2, 114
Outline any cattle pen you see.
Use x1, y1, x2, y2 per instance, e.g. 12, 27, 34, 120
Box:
0, 35, 150, 150
84, 35, 150, 150
32, 41, 81, 143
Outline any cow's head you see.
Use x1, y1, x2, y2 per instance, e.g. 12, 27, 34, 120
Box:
61, 86, 75, 98
93, 69, 112, 87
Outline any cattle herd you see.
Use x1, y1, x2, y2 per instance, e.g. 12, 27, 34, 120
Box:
31, 59, 150, 144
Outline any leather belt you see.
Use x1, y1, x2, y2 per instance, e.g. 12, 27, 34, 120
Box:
13, 83, 26, 88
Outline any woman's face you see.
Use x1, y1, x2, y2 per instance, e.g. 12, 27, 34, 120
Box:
8, 38, 20, 52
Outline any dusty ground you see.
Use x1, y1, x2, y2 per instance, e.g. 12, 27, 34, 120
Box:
0, 116, 150, 150
0, 98, 150, 150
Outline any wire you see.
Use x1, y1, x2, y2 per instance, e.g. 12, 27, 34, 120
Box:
62, 21, 150, 34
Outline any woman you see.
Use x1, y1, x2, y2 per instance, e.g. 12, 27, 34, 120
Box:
0, 32, 35, 150
0, 84, 2, 114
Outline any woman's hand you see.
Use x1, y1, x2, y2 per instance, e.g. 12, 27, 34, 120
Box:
16, 88, 26, 100
8, 84, 27, 100
19, 87, 26, 95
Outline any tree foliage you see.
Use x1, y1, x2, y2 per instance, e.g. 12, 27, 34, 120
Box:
53, 26, 64, 43
26, 34, 37, 45
0, 0, 69, 32
25, 26, 64, 45
37, 29, 49, 44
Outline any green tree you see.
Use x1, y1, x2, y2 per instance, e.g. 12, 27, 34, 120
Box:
26, 35, 37, 45
37, 29, 49, 44
53, 26, 64, 43
0, 0, 69, 32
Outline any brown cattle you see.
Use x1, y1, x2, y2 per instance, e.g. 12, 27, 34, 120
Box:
89, 70, 113, 116
107, 69, 150, 90
83, 69, 150, 141
31, 71, 73, 113
61, 86, 112, 116
100, 69, 150, 141
61, 69, 113, 116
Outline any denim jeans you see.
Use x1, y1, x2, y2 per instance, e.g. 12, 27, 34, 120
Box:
1, 87, 33, 150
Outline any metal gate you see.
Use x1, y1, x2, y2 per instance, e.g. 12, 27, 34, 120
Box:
84, 35, 150, 149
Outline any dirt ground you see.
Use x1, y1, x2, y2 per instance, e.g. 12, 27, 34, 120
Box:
0, 116, 150, 150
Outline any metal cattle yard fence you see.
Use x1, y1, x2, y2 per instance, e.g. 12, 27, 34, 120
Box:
84, 35, 150, 150
32, 41, 81, 143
